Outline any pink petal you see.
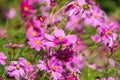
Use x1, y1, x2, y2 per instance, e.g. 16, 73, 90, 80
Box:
45, 34, 54, 41
54, 29, 65, 37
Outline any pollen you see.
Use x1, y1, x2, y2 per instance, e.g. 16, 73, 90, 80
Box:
16, 65, 20, 70
12, 43, 17, 47
24, 6, 29, 11
58, 36, 63, 41
73, 1, 78, 6
106, 30, 111, 35
93, 14, 98, 19
31, 31, 36, 36
26, 61, 31, 65
40, 17, 43, 21
35, 40, 41, 45
52, 66, 56, 71
79, 5, 83, 8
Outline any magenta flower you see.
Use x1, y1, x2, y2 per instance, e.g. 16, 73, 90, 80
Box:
47, 57, 63, 80
28, 37, 45, 51
21, 0, 35, 16
25, 21, 34, 29
45, 29, 77, 47
4, 43, 24, 49
0, 52, 7, 65
33, 14, 49, 28
6, 61, 26, 79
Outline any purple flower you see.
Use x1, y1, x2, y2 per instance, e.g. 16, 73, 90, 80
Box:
45, 29, 77, 47
0, 52, 7, 65
4, 43, 24, 49
28, 37, 45, 51
6, 61, 26, 79
55, 48, 74, 62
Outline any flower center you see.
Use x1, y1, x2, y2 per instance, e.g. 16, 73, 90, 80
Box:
93, 14, 98, 19
58, 36, 63, 41
35, 40, 41, 45
73, 1, 78, 6
52, 66, 56, 71
106, 30, 111, 35
83, 4, 89, 10
31, 31, 36, 36
40, 17, 43, 21
16, 65, 20, 70
60, 54, 66, 59
12, 43, 17, 47
24, 6, 29, 11
79, 5, 83, 8
26, 61, 31, 65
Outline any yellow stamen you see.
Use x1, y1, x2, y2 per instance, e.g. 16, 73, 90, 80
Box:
31, 31, 36, 36
24, 6, 29, 11
40, 17, 43, 21
79, 5, 83, 8
73, 1, 78, 6
26, 61, 31, 65
52, 66, 56, 71
12, 43, 17, 47
93, 14, 98, 19
35, 40, 40, 45
16, 65, 20, 70
106, 30, 111, 35
58, 36, 63, 41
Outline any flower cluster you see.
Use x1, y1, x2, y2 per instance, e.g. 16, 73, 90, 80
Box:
0, 0, 119, 80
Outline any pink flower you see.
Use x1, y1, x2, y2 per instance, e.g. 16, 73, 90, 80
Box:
0, 28, 6, 37
28, 37, 45, 51
6, 61, 26, 79
4, 43, 24, 49
26, 29, 38, 39
0, 52, 7, 65
97, 26, 117, 47
96, 77, 114, 80
37, 60, 47, 71
84, 5, 105, 27
47, 57, 63, 80
18, 57, 34, 72
64, 0, 92, 16
5, 7, 16, 19
45, 29, 77, 47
